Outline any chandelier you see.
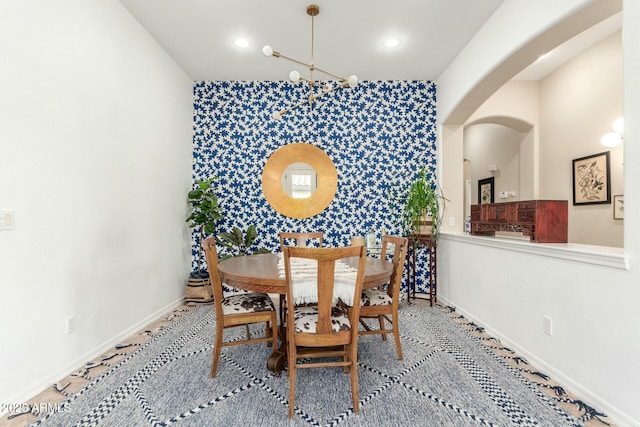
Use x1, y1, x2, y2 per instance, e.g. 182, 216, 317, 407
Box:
262, 4, 358, 120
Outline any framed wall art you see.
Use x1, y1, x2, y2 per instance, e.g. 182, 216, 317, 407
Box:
478, 177, 494, 204
572, 151, 610, 205
613, 194, 624, 220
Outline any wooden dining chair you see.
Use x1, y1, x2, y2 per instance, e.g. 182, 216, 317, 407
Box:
356, 235, 408, 360
202, 237, 278, 377
283, 245, 366, 418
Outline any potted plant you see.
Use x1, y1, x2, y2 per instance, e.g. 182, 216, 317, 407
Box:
217, 225, 271, 262
393, 166, 447, 245
185, 176, 224, 304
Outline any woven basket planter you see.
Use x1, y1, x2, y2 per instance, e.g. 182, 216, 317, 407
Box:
184, 276, 213, 305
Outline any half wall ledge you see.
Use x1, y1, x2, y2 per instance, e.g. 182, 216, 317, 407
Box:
441, 233, 628, 270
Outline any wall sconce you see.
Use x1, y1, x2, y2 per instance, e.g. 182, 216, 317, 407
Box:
601, 117, 624, 148
488, 164, 498, 172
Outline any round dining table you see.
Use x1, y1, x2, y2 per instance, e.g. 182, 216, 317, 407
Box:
217, 252, 394, 374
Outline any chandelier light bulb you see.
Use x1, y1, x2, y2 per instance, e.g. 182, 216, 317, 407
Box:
289, 70, 301, 83
262, 45, 274, 57
348, 75, 358, 88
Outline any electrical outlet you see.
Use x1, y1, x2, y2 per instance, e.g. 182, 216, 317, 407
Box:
449, 217, 455, 226
66, 315, 77, 334
543, 316, 552, 335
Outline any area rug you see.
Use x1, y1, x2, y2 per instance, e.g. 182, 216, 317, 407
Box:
19, 303, 613, 427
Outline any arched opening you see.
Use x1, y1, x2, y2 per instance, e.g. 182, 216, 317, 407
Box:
442, 5, 623, 248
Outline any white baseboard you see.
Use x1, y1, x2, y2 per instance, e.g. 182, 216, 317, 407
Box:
437, 296, 637, 427
2, 298, 185, 415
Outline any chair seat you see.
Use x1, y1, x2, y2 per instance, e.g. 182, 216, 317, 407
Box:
293, 305, 351, 333
222, 292, 275, 315
361, 288, 392, 307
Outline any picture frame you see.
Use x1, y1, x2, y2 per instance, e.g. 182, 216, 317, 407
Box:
613, 194, 624, 220
478, 177, 494, 204
572, 151, 611, 205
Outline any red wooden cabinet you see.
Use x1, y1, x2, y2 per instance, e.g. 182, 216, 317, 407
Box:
470, 200, 568, 243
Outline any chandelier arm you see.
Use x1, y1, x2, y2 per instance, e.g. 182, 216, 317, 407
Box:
310, 66, 349, 82
322, 81, 350, 95
270, 52, 313, 70
276, 77, 350, 119
278, 97, 314, 118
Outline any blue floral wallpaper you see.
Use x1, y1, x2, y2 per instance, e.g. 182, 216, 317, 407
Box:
192, 80, 437, 294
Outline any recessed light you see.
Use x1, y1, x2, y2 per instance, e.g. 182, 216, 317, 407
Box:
234, 38, 250, 48
383, 38, 400, 48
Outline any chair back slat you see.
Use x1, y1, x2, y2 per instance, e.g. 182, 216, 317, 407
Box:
279, 232, 324, 250
316, 258, 337, 333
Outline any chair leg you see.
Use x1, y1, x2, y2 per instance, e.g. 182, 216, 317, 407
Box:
378, 315, 387, 341
271, 315, 279, 351
287, 332, 297, 418
349, 343, 359, 413
343, 345, 349, 373
265, 321, 272, 346
210, 324, 223, 377
279, 295, 286, 324
245, 324, 251, 340
288, 345, 296, 418
392, 311, 403, 360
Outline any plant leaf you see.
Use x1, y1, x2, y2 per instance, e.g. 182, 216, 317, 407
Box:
244, 225, 257, 247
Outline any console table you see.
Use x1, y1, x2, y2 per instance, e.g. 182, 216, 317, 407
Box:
470, 200, 568, 243
406, 234, 436, 305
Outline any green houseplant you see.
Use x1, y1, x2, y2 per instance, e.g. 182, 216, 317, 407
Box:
186, 176, 224, 273
394, 166, 447, 245
217, 225, 271, 262
185, 176, 224, 304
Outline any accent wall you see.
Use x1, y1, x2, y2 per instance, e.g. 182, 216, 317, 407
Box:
193, 80, 437, 292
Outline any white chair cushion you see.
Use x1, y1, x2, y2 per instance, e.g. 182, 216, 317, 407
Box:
293, 305, 350, 333
222, 292, 275, 315
361, 288, 392, 307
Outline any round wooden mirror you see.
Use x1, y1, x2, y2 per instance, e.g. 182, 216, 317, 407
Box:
262, 143, 338, 218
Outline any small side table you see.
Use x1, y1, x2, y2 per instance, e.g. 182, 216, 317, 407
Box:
406, 234, 437, 306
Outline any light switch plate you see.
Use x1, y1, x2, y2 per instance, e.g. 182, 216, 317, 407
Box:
0, 210, 15, 230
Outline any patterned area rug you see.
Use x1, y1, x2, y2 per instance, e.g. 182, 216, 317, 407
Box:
3, 303, 615, 427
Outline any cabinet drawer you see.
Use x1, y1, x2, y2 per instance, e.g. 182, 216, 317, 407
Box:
484, 204, 512, 222
517, 208, 535, 222
517, 201, 536, 222
470, 205, 481, 221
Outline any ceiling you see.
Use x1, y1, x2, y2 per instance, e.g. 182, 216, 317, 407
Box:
118, 0, 621, 83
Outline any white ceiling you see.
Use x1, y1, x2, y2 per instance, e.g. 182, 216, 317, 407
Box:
118, 0, 504, 81
117, 0, 621, 83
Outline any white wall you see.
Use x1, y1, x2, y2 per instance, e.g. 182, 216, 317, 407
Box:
0, 0, 193, 406
539, 31, 623, 247
437, 0, 639, 425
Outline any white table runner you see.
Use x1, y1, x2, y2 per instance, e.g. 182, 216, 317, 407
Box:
277, 253, 359, 305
